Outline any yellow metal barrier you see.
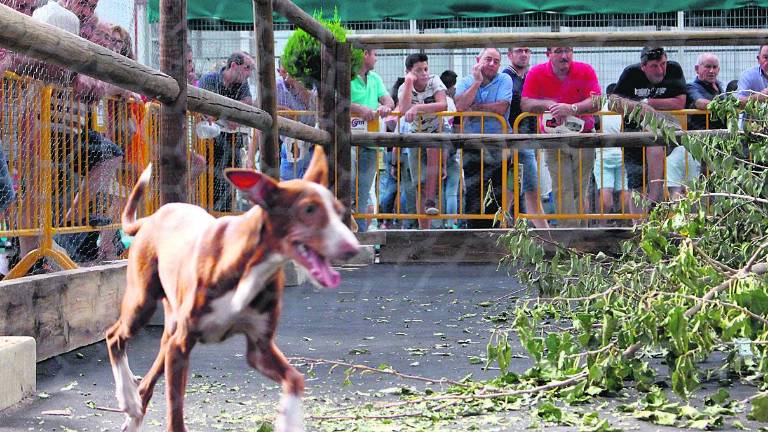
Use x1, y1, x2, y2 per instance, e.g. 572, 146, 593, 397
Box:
512, 109, 709, 225
353, 111, 510, 229
0, 69, 720, 277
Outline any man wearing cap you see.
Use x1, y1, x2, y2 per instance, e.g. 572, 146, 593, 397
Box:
612, 46, 686, 213
520, 46, 601, 228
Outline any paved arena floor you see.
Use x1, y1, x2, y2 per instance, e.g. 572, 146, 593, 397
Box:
0, 263, 760, 431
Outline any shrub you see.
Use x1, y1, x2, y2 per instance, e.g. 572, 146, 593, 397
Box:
281, 12, 363, 89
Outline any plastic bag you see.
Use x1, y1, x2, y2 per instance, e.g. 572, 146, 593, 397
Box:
195, 120, 221, 139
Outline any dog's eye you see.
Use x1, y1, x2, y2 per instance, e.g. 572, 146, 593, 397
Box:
303, 204, 317, 215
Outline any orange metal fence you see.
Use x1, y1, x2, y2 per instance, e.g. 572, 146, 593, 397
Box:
0, 69, 715, 276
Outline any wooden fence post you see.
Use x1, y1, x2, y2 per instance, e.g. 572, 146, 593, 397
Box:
253, 0, 279, 179
334, 42, 352, 219
319, 42, 337, 189
158, 0, 188, 204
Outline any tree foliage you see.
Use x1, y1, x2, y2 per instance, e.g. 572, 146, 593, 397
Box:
303, 95, 768, 431
491, 93, 768, 428
280, 11, 363, 89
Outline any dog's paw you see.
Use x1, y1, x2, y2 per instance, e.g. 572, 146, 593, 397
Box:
120, 413, 143, 432
116, 387, 142, 419
275, 394, 305, 432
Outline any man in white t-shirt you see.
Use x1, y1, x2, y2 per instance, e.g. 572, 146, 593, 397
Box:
397, 53, 447, 228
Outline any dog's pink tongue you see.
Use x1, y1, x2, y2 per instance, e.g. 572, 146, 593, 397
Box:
308, 254, 341, 288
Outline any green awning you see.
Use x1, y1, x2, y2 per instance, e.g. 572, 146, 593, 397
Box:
148, 0, 768, 23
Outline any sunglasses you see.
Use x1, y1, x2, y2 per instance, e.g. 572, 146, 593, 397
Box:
642, 47, 666, 62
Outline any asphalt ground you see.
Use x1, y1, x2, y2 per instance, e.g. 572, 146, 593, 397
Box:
0, 263, 762, 431
0, 263, 531, 431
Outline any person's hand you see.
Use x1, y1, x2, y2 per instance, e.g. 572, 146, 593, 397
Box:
471, 62, 483, 83
442, 160, 448, 180
377, 105, 392, 118
404, 105, 419, 123
636, 99, 657, 116
548, 103, 572, 122
278, 67, 288, 81
360, 106, 377, 121
404, 70, 417, 85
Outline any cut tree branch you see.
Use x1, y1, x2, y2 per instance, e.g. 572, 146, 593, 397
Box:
289, 356, 471, 388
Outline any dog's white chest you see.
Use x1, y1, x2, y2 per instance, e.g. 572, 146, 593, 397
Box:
197, 256, 282, 343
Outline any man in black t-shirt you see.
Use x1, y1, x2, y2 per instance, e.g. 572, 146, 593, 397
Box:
612, 46, 686, 213
502, 47, 536, 134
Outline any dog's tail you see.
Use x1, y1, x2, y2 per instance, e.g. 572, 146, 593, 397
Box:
122, 164, 152, 236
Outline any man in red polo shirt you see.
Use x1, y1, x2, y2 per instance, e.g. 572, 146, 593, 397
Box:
521, 46, 601, 227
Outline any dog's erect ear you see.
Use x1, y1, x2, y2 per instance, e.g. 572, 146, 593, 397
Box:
224, 168, 279, 208
302, 145, 328, 187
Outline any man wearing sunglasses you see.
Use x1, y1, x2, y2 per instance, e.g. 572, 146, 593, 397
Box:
612, 46, 686, 214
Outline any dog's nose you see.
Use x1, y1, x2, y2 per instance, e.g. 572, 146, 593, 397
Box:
338, 241, 359, 261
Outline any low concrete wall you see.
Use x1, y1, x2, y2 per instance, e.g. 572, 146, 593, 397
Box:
0, 336, 36, 410
0, 262, 126, 361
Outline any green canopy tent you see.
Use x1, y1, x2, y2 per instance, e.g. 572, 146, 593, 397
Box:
148, 0, 768, 23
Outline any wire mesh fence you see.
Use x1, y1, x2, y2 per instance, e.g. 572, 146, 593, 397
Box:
0, 0, 137, 276
0, 3, 764, 276
148, 7, 768, 99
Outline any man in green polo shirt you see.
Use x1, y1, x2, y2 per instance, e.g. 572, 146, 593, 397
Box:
350, 49, 394, 232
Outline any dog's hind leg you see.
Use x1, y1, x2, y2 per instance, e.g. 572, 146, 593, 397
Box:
164, 323, 195, 432
246, 334, 305, 432
137, 298, 174, 411
106, 263, 162, 431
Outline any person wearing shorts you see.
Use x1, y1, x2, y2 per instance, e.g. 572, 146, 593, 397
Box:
503, 46, 550, 228
613, 46, 686, 213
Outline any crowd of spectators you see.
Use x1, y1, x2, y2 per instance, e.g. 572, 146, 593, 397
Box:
328, 43, 765, 231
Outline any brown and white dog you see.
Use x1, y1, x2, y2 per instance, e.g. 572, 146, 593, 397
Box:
105, 146, 359, 432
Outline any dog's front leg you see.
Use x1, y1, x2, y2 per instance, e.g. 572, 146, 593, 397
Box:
164, 329, 196, 432
246, 336, 305, 432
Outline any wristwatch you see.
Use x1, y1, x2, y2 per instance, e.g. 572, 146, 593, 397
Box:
640, 98, 649, 105
571, 104, 578, 114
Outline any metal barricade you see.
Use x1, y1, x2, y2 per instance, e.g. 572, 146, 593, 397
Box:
511, 108, 710, 226
352, 111, 510, 229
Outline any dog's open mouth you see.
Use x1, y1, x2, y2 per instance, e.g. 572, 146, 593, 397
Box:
293, 243, 340, 288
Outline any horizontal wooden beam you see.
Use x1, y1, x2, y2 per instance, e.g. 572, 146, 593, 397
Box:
0, 5, 330, 145
348, 30, 768, 50
271, 0, 337, 48
188, 87, 331, 144
0, 3, 179, 102
352, 130, 727, 150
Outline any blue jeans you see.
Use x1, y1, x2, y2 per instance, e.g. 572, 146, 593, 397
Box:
378, 151, 397, 217
403, 147, 421, 218
507, 149, 539, 192
515, 149, 540, 193
279, 140, 313, 181
351, 147, 377, 232
443, 149, 461, 225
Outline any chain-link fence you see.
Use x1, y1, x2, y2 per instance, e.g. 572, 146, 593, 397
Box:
0, 0, 137, 277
